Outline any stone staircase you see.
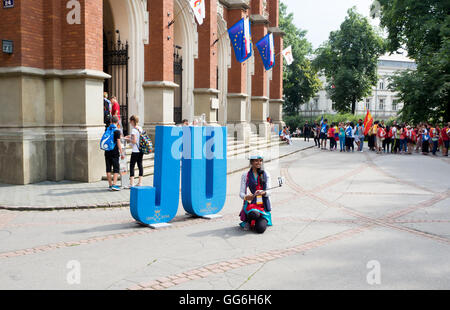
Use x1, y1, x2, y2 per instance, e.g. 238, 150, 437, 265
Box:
102, 132, 283, 180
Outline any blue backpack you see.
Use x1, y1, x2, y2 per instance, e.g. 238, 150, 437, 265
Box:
100, 124, 118, 151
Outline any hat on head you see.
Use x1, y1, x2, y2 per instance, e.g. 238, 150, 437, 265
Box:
249, 151, 264, 160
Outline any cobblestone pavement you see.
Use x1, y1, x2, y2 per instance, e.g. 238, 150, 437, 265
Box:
0, 143, 449, 290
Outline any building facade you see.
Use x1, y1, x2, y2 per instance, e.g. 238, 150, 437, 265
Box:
0, 0, 285, 185
300, 54, 417, 120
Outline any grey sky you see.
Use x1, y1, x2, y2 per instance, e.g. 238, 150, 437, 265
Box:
281, 0, 380, 50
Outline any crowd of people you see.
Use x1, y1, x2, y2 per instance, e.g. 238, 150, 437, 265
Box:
304, 119, 450, 156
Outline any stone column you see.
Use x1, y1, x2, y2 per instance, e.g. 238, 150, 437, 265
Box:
250, 1, 271, 139
143, 0, 176, 139
269, 32, 285, 132
0, 0, 106, 184
268, 0, 285, 133
59, 0, 106, 183
225, 4, 252, 143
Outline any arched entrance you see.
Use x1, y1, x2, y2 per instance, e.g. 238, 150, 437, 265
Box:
173, 0, 198, 123
103, 0, 146, 133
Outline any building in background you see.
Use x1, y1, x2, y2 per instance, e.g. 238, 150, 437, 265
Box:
300, 53, 417, 120
0, 0, 285, 185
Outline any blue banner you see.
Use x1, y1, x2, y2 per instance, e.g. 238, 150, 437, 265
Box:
256, 33, 275, 71
228, 18, 253, 63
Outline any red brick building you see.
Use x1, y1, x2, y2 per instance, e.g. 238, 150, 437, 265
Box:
0, 0, 284, 184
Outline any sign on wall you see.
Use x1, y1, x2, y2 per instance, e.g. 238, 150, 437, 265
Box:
2, 40, 13, 54
3, 0, 14, 8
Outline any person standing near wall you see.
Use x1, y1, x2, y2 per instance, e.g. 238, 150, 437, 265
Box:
124, 115, 144, 188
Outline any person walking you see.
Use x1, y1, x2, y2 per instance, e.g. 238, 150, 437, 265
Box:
103, 92, 112, 128
328, 123, 336, 151
303, 121, 311, 142
313, 122, 320, 148
104, 116, 124, 191
421, 124, 430, 155
441, 122, 449, 157
338, 123, 346, 152
406, 125, 415, 155
320, 119, 328, 150
430, 124, 440, 156
124, 115, 144, 188
399, 125, 407, 154
376, 124, 386, 154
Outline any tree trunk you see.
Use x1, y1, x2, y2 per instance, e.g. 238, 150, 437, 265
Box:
352, 99, 356, 115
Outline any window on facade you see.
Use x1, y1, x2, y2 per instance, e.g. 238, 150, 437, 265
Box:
379, 81, 384, 90
379, 99, 385, 110
365, 99, 370, 111
332, 102, 336, 111
392, 100, 398, 111
314, 98, 319, 110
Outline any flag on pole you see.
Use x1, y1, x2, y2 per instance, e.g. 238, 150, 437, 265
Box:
228, 17, 253, 63
256, 33, 275, 71
363, 109, 373, 136
189, 0, 205, 25
282, 45, 294, 65
320, 115, 324, 126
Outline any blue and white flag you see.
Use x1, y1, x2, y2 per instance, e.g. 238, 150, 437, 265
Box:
256, 33, 275, 71
228, 17, 252, 63
320, 115, 324, 126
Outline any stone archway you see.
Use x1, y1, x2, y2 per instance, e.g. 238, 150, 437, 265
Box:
103, 0, 147, 130
173, 0, 198, 123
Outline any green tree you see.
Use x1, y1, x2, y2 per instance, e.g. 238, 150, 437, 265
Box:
313, 8, 385, 114
376, 0, 450, 123
279, 3, 321, 116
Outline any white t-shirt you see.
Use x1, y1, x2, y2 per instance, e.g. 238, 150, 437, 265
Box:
131, 126, 142, 153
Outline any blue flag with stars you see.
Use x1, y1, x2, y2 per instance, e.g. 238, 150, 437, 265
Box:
256, 33, 275, 71
228, 18, 253, 63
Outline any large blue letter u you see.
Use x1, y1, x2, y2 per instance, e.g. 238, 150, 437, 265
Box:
181, 126, 227, 217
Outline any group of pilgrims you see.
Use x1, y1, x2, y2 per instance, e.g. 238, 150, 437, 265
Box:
308, 119, 450, 156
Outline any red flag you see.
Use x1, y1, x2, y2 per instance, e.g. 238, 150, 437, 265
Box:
364, 110, 373, 135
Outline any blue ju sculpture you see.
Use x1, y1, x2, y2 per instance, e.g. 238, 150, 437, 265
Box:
130, 125, 227, 225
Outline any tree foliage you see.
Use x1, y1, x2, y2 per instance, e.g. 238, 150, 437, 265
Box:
279, 3, 322, 116
313, 8, 385, 114
376, 0, 450, 123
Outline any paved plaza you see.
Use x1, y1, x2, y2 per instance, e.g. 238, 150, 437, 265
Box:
0, 140, 449, 290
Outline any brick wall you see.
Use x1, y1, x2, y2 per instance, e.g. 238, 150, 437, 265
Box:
145, 0, 174, 82
194, 0, 218, 89
0, 0, 103, 71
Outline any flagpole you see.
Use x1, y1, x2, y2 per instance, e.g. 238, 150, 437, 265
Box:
168, 2, 191, 28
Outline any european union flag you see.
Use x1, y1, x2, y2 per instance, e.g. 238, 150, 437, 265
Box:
256, 33, 275, 71
227, 18, 252, 63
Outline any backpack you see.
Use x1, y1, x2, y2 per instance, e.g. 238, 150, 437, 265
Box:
100, 124, 117, 151
138, 129, 153, 155
388, 128, 393, 138
104, 98, 112, 124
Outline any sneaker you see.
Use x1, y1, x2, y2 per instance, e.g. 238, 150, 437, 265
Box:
123, 185, 132, 189
242, 223, 250, 231
108, 185, 113, 191
111, 185, 121, 191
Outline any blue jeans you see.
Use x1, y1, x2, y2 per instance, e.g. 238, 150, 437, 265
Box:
432, 140, 439, 155
400, 139, 407, 152
339, 137, 345, 151
359, 137, 364, 151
